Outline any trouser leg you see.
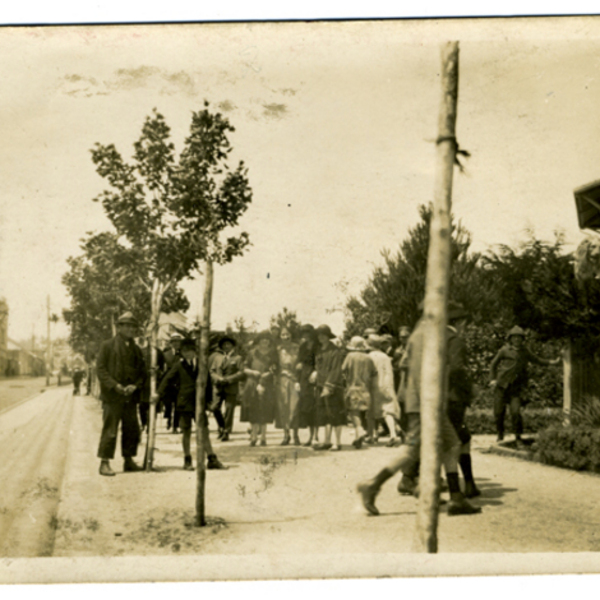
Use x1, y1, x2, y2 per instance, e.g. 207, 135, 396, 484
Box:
121, 402, 141, 458
224, 396, 236, 432
97, 402, 123, 459
509, 394, 523, 437
493, 389, 507, 438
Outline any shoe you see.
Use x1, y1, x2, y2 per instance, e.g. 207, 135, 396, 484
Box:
464, 482, 482, 498
330, 444, 342, 451
221, 432, 230, 442
249, 440, 257, 447
207, 455, 228, 470
313, 443, 332, 450
357, 482, 380, 516
352, 434, 365, 449
99, 460, 116, 477
397, 475, 418, 496
447, 496, 482, 516
386, 438, 401, 447
293, 436, 302, 446
123, 457, 143, 472
183, 456, 194, 471
303, 441, 313, 447
281, 436, 290, 446
217, 428, 224, 440
260, 440, 267, 447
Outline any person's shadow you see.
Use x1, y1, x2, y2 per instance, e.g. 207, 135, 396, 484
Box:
470, 477, 517, 506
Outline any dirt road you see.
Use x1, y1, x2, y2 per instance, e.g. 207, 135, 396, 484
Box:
0, 386, 74, 556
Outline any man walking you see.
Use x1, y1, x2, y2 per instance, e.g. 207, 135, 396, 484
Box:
163, 332, 183, 432
97, 312, 146, 476
357, 306, 481, 516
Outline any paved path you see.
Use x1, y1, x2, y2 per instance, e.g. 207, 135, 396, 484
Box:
0, 386, 75, 556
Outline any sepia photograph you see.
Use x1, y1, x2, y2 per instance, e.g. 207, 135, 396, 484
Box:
3, 5, 600, 587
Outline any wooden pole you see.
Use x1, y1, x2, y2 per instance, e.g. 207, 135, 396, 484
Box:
195, 259, 214, 527
145, 280, 162, 471
563, 341, 572, 426
415, 41, 460, 553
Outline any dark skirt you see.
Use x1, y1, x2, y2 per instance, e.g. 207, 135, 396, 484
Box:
297, 381, 317, 428
240, 379, 275, 425
315, 387, 346, 427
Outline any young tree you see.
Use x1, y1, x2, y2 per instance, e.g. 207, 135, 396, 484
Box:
172, 105, 252, 526
90, 105, 252, 477
62, 231, 189, 357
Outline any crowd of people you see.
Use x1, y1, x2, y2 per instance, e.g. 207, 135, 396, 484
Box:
91, 307, 561, 516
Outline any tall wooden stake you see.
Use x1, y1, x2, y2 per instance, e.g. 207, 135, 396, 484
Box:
195, 260, 214, 527
415, 41, 460, 553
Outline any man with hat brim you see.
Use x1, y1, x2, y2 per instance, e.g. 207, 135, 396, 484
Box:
162, 332, 184, 432
342, 336, 377, 450
96, 312, 146, 476
489, 325, 561, 444
311, 325, 346, 450
210, 335, 244, 442
156, 338, 226, 471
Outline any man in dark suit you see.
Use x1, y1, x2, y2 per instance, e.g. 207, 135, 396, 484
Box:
162, 332, 183, 432
157, 338, 226, 471
97, 312, 146, 476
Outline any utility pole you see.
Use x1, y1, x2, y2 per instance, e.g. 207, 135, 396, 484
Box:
415, 41, 460, 553
45, 295, 51, 386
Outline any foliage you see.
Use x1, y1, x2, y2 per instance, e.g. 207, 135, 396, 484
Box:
269, 308, 301, 339
466, 406, 562, 434
482, 232, 600, 341
62, 232, 189, 355
344, 204, 499, 337
570, 396, 600, 428
534, 425, 600, 473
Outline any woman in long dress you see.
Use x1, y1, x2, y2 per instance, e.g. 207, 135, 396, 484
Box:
240, 331, 278, 446
296, 324, 318, 446
275, 326, 301, 445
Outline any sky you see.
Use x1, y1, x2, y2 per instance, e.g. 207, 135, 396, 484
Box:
2, 16, 600, 343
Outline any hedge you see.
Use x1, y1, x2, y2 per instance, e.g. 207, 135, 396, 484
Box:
534, 426, 600, 473
465, 406, 563, 435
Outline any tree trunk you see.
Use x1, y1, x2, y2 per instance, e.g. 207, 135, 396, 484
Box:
195, 260, 214, 527
415, 41, 460, 553
145, 279, 164, 471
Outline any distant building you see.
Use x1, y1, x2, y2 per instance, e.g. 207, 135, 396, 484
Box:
5, 338, 45, 377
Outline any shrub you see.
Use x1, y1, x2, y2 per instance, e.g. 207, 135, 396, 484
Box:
534, 425, 600, 473
465, 406, 562, 435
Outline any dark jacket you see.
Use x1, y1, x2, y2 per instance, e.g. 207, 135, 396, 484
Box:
489, 343, 551, 390
210, 349, 245, 398
315, 341, 345, 393
96, 334, 146, 404
157, 358, 198, 413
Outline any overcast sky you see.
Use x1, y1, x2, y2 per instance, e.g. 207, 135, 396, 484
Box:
1, 17, 600, 342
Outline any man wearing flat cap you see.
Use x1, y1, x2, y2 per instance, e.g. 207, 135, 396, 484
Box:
97, 312, 146, 476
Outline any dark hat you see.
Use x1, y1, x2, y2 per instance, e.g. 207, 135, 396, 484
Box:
316, 324, 335, 339
180, 338, 197, 350
218, 335, 237, 349
117, 312, 137, 326
507, 326, 526, 339
448, 302, 468, 322
254, 330, 273, 344
300, 324, 315, 334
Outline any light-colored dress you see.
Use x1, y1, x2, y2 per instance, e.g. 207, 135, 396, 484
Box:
342, 351, 377, 412
369, 349, 400, 419
275, 342, 300, 430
